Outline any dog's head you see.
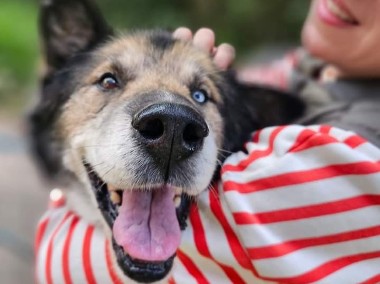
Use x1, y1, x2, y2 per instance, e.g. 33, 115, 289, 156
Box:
31, 0, 303, 282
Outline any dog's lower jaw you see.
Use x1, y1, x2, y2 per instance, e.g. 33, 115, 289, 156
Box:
113, 239, 175, 283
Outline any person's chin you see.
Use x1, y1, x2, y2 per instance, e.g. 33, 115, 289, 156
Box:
302, 21, 327, 57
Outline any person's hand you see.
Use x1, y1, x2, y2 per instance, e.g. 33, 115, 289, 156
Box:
173, 27, 235, 71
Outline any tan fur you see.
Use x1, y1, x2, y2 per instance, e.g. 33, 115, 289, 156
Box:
48, 34, 224, 215
58, 33, 224, 158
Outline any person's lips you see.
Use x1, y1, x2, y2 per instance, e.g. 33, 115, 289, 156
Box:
318, 0, 359, 28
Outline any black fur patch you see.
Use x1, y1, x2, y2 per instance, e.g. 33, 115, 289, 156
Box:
149, 31, 175, 51
33, 0, 113, 179
40, 0, 112, 74
217, 71, 305, 156
29, 53, 92, 178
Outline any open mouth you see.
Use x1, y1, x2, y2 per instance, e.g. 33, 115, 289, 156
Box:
84, 162, 191, 283
319, 0, 359, 26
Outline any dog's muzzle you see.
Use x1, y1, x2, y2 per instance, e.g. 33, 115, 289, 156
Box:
85, 100, 210, 283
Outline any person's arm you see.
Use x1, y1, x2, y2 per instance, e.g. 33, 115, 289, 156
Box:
219, 124, 380, 283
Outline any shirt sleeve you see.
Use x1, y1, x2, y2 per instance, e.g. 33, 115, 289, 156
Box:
220, 124, 380, 283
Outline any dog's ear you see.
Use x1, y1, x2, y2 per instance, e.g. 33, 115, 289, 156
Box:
39, 0, 111, 75
221, 75, 305, 153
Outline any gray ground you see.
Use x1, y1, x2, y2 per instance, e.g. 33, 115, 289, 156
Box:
0, 118, 49, 284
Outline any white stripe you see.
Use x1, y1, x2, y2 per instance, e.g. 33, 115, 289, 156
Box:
180, 221, 231, 283
245, 126, 295, 156
171, 258, 198, 284
355, 142, 380, 161
224, 141, 267, 168
236, 205, 380, 247
222, 142, 378, 185
51, 215, 75, 284
67, 220, 88, 283
218, 185, 273, 284
36, 236, 48, 284
36, 207, 69, 284
224, 173, 380, 214
90, 227, 113, 283
195, 190, 264, 283
329, 127, 356, 141
224, 127, 273, 167
226, 126, 300, 168
307, 125, 323, 132
321, 257, 380, 283
254, 235, 380, 278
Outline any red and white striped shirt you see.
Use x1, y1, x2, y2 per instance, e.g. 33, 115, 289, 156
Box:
35, 125, 380, 284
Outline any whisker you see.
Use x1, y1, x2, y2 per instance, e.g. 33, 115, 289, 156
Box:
217, 148, 234, 155
98, 165, 116, 188
66, 143, 129, 150
207, 183, 219, 200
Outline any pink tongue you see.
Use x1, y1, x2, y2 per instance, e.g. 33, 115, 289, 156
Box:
113, 187, 181, 261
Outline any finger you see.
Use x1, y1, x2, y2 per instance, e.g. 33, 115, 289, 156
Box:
173, 27, 193, 41
193, 28, 215, 53
213, 43, 235, 70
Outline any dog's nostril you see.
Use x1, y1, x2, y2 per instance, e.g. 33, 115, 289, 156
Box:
139, 118, 164, 140
183, 123, 208, 145
133, 102, 209, 165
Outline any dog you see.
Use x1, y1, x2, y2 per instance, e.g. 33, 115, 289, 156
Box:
30, 0, 304, 282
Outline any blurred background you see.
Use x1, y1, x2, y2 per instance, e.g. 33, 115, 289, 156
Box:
0, 0, 308, 283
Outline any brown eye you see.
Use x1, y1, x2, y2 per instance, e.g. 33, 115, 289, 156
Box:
98, 73, 119, 90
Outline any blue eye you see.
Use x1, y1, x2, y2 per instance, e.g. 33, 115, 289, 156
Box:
191, 89, 209, 104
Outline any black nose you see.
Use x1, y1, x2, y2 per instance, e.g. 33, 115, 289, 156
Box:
132, 103, 209, 163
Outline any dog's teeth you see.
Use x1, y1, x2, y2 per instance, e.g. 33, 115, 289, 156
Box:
174, 195, 181, 208
110, 191, 121, 205
108, 184, 118, 191
174, 187, 183, 196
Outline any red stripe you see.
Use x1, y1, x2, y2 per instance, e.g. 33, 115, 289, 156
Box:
361, 274, 380, 284
290, 133, 337, 153
45, 212, 73, 284
319, 125, 332, 134
105, 240, 124, 284
288, 129, 316, 152
35, 217, 49, 254
189, 200, 247, 283
208, 188, 257, 274
234, 194, 380, 225
248, 225, 380, 260
265, 251, 380, 283
168, 277, 176, 284
35, 217, 49, 283
62, 216, 79, 284
222, 126, 286, 174
224, 161, 380, 193
177, 249, 209, 284
252, 130, 261, 143
344, 135, 367, 148
82, 226, 97, 284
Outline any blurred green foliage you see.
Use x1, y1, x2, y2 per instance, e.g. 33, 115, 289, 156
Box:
0, 0, 309, 113
0, 0, 38, 112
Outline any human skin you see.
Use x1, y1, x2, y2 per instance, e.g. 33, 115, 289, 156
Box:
173, 27, 235, 71
302, 0, 380, 78
175, 0, 380, 78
